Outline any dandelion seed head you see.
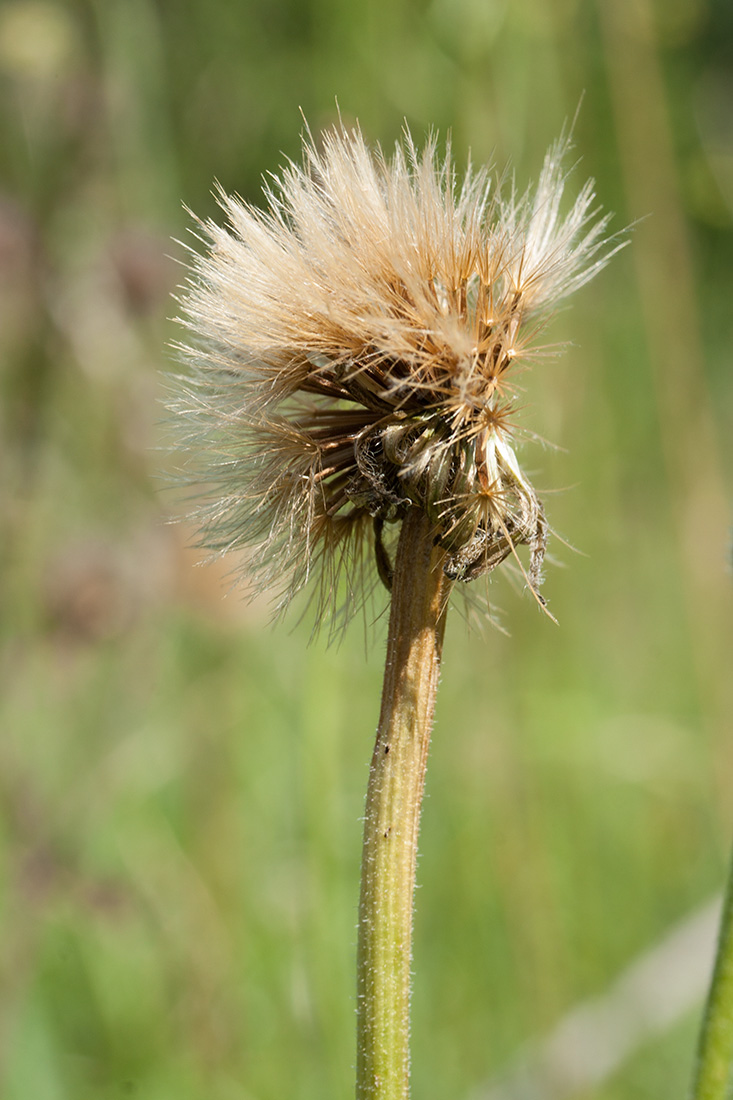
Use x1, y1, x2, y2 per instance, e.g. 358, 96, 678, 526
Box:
173, 119, 623, 630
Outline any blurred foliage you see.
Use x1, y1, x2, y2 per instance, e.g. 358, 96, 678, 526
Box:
0, 0, 732, 1097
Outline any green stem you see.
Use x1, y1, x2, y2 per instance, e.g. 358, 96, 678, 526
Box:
356, 507, 451, 1100
691, 843, 733, 1099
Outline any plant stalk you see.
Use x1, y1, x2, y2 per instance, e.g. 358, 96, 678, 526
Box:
690, 842, 733, 1099
356, 507, 451, 1100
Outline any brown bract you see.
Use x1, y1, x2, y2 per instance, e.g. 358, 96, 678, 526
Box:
173, 121, 622, 630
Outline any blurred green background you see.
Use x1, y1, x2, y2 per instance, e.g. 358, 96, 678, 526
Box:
1, 0, 732, 1097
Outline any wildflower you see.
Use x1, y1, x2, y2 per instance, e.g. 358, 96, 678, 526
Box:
174, 121, 619, 627
172, 118, 626, 1100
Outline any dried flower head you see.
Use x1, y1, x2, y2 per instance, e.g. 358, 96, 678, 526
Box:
173, 121, 621, 629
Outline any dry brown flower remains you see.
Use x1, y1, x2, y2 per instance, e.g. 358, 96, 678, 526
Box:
174, 121, 621, 630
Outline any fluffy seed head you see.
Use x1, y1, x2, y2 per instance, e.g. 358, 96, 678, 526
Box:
173, 120, 622, 630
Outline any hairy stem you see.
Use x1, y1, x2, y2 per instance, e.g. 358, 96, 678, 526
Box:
356, 507, 451, 1100
690, 843, 733, 1100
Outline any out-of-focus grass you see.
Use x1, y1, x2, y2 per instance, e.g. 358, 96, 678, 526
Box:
1, 0, 732, 1097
